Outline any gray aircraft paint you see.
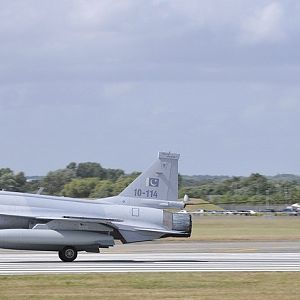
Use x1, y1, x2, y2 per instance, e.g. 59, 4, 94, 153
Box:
0, 152, 191, 258
108, 152, 183, 209
120, 152, 179, 201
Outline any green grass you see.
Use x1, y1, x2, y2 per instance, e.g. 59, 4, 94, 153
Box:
175, 216, 300, 242
0, 272, 299, 300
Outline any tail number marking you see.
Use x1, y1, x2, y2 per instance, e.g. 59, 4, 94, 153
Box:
134, 189, 158, 198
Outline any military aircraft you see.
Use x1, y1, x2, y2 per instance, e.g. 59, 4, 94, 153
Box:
0, 152, 191, 262
291, 203, 300, 211
285, 203, 300, 215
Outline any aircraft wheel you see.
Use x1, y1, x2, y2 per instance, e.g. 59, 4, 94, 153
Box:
59, 246, 78, 262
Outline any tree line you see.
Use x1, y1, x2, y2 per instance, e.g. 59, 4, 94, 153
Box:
180, 173, 300, 205
0, 162, 299, 204
0, 162, 139, 198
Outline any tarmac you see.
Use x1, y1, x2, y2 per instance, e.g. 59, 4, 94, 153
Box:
0, 241, 300, 274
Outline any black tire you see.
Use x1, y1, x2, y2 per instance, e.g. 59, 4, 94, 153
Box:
58, 246, 78, 262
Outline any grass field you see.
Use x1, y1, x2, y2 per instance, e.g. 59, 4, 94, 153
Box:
0, 272, 299, 300
182, 216, 300, 241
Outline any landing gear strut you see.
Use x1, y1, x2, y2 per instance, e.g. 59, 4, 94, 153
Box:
59, 246, 78, 262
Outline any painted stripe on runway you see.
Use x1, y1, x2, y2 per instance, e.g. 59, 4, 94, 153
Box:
0, 252, 300, 274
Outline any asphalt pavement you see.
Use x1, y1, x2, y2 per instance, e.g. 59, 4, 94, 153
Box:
0, 241, 300, 274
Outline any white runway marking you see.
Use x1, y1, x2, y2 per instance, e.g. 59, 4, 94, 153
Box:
0, 251, 299, 274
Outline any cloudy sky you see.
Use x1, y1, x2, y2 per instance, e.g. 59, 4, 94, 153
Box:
0, 0, 300, 176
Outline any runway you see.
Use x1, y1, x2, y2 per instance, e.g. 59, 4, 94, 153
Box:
0, 242, 300, 274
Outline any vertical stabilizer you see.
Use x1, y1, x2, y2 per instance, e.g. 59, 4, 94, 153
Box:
119, 152, 180, 201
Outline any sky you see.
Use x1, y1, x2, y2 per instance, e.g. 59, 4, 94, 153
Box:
0, 0, 300, 176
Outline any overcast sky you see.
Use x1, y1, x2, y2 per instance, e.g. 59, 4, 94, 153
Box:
0, 0, 300, 176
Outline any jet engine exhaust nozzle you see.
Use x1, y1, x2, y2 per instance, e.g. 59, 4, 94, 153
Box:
163, 211, 192, 237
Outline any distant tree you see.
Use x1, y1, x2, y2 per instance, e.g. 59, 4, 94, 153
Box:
112, 172, 140, 195
66, 162, 77, 170
42, 169, 76, 195
241, 173, 270, 195
0, 172, 16, 191
0, 168, 13, 177
62, 178, 99, 198
76, 162, 105, 179
178, 174, 183, 189
90, 180, 115, 198
179, 186, 207, 199
0, 168, 27, 192
24, 180, 41, 194
105, 168, 125, 181
14, 172, 27, 191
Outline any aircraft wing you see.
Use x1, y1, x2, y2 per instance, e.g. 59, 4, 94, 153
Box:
0, 213, 122, 232
35, 215, 123, 223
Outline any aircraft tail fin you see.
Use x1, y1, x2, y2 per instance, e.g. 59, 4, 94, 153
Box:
119, 152, 180, 201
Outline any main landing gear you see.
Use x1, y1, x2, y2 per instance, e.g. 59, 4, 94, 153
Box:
58, 246, 78, 262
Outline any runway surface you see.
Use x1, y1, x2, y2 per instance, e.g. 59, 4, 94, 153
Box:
0, 242, 300, 274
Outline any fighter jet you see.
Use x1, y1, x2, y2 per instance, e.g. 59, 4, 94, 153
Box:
291, 203, 300, 211
285, 203, 300, 215
0, 152, 191, 261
